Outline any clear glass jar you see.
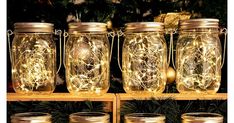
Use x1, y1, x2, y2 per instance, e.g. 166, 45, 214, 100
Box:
11, 112, 52, 123
124, 113, 165, 123
122, 22, 167, 94
65, 22, 110, 95
176, 19, 222, 94
11, 23, 56, 94
69, 112, 110, 123
181, 112, 223, 123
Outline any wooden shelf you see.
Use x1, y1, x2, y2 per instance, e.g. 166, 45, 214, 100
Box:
7, 93, 117, 123
7, 93, 227, 123
7, 93, 116, 101
116, 93, 227, 123
117, 93, 227, 100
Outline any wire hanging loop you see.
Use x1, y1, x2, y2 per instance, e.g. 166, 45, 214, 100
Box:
166, 28, 177, 69
117, 29, 124, 72
107, 31, 116, 62
63, 31, 69, 69
220, 28, 227, 68
55, 29, 63, 74
7, 30, 14, 63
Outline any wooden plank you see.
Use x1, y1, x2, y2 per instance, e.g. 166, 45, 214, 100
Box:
7, 93, 116, 101
113, 94, 117, 123
116, 94, 121, 123
118, 93, 227, 100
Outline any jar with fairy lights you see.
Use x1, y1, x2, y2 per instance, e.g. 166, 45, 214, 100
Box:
11, 112, 52, 123
181, 112, 223, 123
65, 22, 110, 95
9, 23, 61, 94
121, 22, 168, 94
175, 19, 227, 94
69, 112, 110, 123
124, 113, 165, 123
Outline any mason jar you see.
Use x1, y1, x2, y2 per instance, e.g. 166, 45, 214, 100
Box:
11, 112, 52, 123
181, 112, 223, 123
176, 19, 224, 94
124, 113, 165, 123
122, 22, 167, 94
65, 22, 110, 95
11, 23, 57, 94
69, 112, 110, 123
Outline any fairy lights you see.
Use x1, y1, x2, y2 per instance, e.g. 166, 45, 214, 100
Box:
122, 32, 167, 94
12, 34, 56, 94
66, 33, 109, 95
176, 32, 221, 93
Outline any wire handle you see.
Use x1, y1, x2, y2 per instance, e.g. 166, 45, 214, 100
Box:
220, 28, 227, 68
7, 30, 13, 64
107, 31, 116, 62
117, 29, 124, 72
168, 29, 177, 69
55, 29, 63, 74
63, 31, 69, 69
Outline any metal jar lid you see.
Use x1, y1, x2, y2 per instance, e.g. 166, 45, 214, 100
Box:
181, 112, 223, 123
179, 18, 219, 30
68, 22, 107, 33
125, 22, 164, 32
11, 112, 52, 123
69, 112, 110, 123
124, 113, 165, 123
14, 22, 54, 33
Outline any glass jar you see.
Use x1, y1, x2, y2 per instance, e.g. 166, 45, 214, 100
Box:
69, 112, 110, 123
176, 19, 223, 94
181, 112, 223, 123
11, 112, 52, 123
122, 22, 167, 94
65, 22, 110, 95
11, 23, 56, 94
124, 113, 165, 123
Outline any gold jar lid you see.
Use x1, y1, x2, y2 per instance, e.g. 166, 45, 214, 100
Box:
68, 22, 107, 33
181, 112, 223, 123
14, 22, 54, 33
69, 112, 110, 123
125, 22, 164, 32
11, 112, 52, 123
179, 18, 219, 30
124, 113, 165, 123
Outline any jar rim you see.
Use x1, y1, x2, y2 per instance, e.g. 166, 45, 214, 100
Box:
11, 112, 51, 121
68, 22, 107, 33
125, 113, 165, 121
179, 18, 219, 30
14, 22, 54, 33
125, 22, 164, 32
182, 112, 223, 121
